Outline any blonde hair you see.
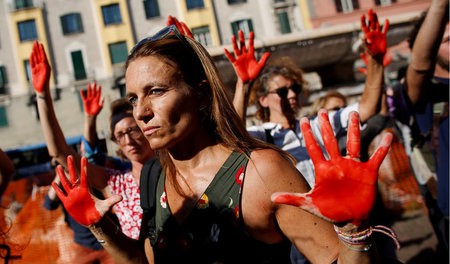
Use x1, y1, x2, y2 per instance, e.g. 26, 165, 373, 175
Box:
309, 90, 347, 116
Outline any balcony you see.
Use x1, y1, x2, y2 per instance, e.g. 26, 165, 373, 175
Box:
7, 0, 43, 12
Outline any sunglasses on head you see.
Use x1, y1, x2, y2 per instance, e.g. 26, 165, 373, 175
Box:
267, 84, 302, 99
130, 25, 189, 54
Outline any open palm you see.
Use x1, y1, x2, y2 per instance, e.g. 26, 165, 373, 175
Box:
224, 30, 270, 83
272, 110, 392, 226
53, 156, 122, 226
30, 41, 51, 93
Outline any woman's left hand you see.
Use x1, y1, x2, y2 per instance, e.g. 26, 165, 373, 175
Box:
272, 110, 392, 226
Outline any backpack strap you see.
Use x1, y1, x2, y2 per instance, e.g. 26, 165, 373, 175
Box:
139, 158, 162, 246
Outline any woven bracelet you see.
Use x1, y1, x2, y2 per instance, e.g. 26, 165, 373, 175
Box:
334, 225, 400, 249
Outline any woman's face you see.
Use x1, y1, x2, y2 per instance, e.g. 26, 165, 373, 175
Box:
113, 116, 152, 163
125, 56, 200, 151
260, 74, 300, 120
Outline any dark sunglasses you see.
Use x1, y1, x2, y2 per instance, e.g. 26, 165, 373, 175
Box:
130, 25, 188, 54
267, 84, 302, 99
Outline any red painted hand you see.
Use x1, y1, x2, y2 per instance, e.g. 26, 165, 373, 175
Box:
80, 82, 104, 116
166, 15, 193, 38
271, 110, 393, 226
224, 30, 270, 83
52, 156, 122, 226
357, 50, 393, 75
30, 41, 51, 94
361, 9, 389, 60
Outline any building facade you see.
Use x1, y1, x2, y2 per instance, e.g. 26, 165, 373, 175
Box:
0, 0, 429, 158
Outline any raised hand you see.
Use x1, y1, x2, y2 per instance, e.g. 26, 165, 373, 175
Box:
361, 9, 389, 60
52, 156, 122, 226
357, 50, 392, 74
30, 41, 51, 94
224, 30, 270, 83
80, 82, 104, 116
271, 110, 392, 226
166, 15, 193, 38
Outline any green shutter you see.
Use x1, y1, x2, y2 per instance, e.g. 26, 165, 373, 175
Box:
109, 42, 128, 64
0, 106, 8, 127
247, 19, 254, 33
76, 13, 84, 32
0, 66, 7, 86
71, 51, 87, 80
278, 12, 291, 34
231, 22, 239, 38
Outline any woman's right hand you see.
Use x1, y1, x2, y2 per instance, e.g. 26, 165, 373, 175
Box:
52, 156, 122, 226
30, 41, 51, 94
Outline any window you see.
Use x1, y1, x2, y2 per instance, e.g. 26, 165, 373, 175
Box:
231, 19, 253, 38
144, 0, 160, 18
277, 12, 291, 34
14, 0, 33, 9
24, 60, 31, 81
0, 66, 7, 95
71, 51, 87, 80
109, 42, 128, 64
186, 0, 204, 10
18, 20, 38, 42
61, 13, 83, 35
228, 0, 246, 4
0, 106, 8, 127
335, 0, 359, 13
192, 26, 213, 47
102, 4, 122, 25
375, 0, 396, 6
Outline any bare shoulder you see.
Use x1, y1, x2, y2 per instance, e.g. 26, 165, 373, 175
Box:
240, 148, 311, 243
247, 148, 310, 194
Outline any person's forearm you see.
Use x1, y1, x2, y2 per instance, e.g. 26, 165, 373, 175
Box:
84, 114, 98, 149
89, 216, 147, 263
359, 56, 384, 123
36, 91, 78, 169
232, 79, 250, 123
406, 0, 449, 104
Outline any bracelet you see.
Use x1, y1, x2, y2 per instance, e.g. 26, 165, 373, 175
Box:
38, 95, 46, 99
340, 239, 373, 252
334, 225, 400, 249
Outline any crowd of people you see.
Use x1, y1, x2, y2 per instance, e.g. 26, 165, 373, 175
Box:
0, 1, 448, 263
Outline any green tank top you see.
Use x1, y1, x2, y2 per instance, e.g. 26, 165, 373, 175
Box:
152, 150, 291, 263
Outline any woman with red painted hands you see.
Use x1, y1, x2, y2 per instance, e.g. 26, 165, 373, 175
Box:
29, 41, 154, 240
52, 23, 395, 263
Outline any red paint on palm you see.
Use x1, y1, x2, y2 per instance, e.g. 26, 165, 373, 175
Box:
30, 41, 51, 93
80, 82, 104, 116
166, 15, 193, 38
224, 30, 270, 83
361, 9, 389, 59
52, 156, 102, 226
272, 110, 393, 226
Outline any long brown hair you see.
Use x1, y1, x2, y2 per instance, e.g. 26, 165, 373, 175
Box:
126, 33, 295, 194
